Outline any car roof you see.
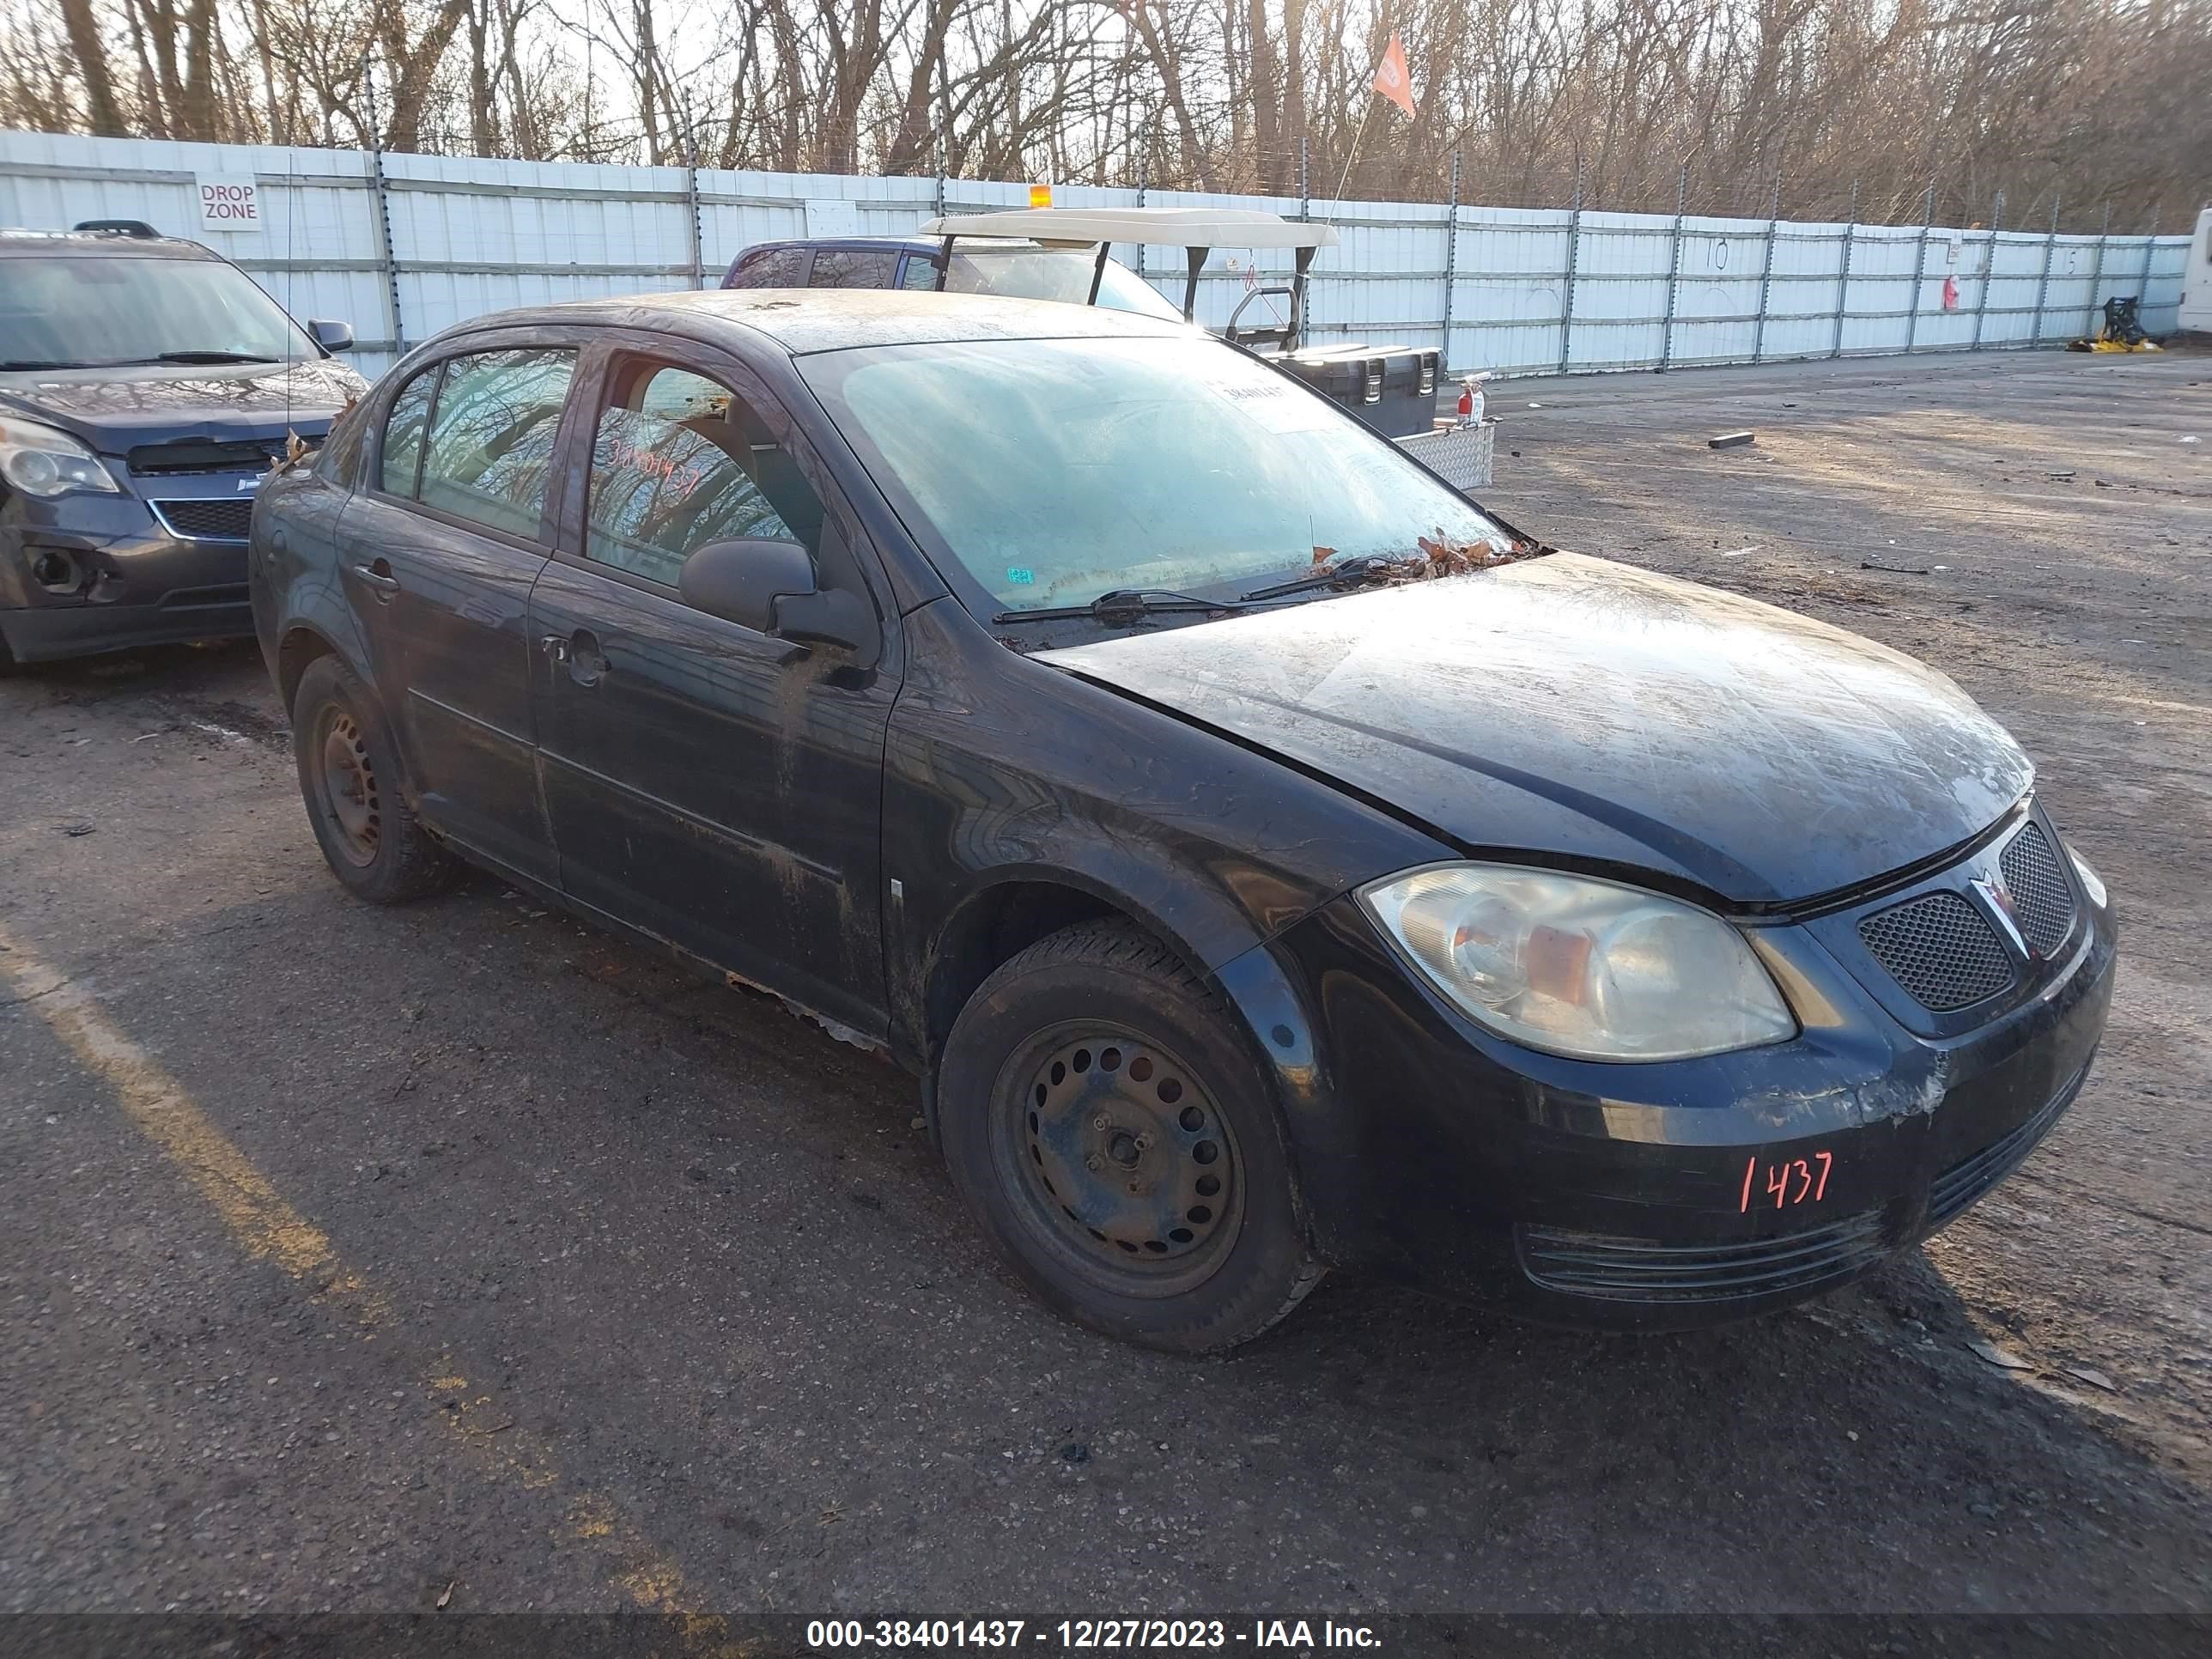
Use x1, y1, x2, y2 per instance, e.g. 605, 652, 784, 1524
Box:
744, 236, 937, 255
453, 287, 1191, 356
738, 235, 1065, 259
0, 227, 221, 260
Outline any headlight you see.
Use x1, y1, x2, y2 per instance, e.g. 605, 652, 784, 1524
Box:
2065, 842, 2107, 908
1359, 863, 1797, 1061
0, 417, 121, 497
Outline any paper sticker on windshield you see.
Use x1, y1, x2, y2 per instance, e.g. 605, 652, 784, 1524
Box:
1006, 567, 1036, 585
1208, 376, 1336, 435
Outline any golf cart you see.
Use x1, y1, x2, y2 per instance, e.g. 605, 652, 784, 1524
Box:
919, 206, 1449, 448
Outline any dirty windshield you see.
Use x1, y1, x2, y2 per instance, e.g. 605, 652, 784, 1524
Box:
801, 336, 1505, 616
0, 255, 315, 368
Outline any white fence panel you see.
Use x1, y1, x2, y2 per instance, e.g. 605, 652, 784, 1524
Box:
1, 129, 2191, 386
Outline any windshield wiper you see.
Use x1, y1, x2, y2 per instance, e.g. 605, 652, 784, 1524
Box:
993, 587, 1247, 626
127, 350, 284, 366
1240, 556, 1401, 603
0, 358, 90, 370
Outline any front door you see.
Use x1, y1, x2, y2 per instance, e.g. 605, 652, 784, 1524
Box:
342, 343, 576, 882
526, 346, 897, 1036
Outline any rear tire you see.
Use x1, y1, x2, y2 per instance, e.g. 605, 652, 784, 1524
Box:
938, 921, 1322, 1353
290, 655, 460, 902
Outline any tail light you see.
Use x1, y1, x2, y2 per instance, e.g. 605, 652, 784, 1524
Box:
1362, 358, 1384, 404
1418, 352, 1437, 395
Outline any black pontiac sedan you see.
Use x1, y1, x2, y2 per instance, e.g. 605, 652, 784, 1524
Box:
250, 289, 2115, 1352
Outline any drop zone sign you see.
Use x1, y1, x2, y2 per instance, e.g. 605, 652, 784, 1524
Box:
196, 175, 260, 231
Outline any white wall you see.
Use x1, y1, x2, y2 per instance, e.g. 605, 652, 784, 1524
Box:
2, 129, 2191, 382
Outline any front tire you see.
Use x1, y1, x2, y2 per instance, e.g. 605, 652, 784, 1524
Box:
938, 921, 1322, 1353
290, 655, 460, 902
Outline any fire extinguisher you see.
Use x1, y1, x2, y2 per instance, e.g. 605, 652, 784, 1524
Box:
1456, 373, 1489, 426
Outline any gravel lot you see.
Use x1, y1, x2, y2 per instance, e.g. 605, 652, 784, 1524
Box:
3, 348, 2209, 1632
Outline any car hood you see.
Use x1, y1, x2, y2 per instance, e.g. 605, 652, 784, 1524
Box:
1036, 553, 2032, 906
0, 357, 365, 451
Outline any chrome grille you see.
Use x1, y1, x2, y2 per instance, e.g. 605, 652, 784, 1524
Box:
1999, 823, 2075, 957
149, 498, 255, 542
1859, 890, 2014, 1011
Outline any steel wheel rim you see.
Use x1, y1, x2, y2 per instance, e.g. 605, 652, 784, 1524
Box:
993, 1022, 1243, 1295
317, 708, 380, 868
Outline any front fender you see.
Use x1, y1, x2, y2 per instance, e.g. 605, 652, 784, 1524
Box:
250, 468, 374, 702
883, 598, 1446, 1070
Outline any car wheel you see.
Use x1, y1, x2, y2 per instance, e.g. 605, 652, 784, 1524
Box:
290, 655, 460, 902
938, 921, 1323, 1353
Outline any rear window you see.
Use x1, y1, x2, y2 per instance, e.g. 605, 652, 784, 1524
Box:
945, 248, 1183, 323
414, 348, 575, 538
726, 247, 809, 289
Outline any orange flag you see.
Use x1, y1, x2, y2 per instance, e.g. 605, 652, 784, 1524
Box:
1371, 33, 1416, 118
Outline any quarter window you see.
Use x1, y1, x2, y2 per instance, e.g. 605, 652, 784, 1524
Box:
584, 361, 824, 592
899, 256, 940, 291
380, 366, 435, 496
416, 347, 574, 538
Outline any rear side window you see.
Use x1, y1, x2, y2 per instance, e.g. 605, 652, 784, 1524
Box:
584, 360, 824, 590
809, 249, 896, 289
380, 367, 435, 495
726, 247, 809, 289
416, 348, 575, 538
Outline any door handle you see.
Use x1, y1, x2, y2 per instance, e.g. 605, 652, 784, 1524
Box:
352, 561, 400, 601
565, 629, 609, 688
538, 632, 569, 663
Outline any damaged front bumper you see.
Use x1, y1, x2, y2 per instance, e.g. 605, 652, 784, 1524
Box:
1, 468, 258, 665
1262, 833, 2117, 1330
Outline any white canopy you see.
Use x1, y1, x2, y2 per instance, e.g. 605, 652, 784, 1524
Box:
919, 206, 1340, 251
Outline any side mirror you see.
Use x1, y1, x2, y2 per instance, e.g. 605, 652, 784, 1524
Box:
678, 537, 873, 655
680, 537, 817, 634
308, 319, 355, 353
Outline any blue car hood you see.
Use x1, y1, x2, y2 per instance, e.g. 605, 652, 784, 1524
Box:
1037, 553, 2033, 906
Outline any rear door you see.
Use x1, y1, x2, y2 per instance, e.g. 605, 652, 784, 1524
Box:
337, 339, 580, 882
525, 340, 899, 1035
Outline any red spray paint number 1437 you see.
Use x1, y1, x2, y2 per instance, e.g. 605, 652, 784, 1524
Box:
1741, 1151, 1834, 1212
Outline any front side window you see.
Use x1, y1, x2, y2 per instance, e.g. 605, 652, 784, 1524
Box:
0, 254, 315, 369
584, 361, 824, 590
380, 366, 436, 496
802, 336, 1505, 615
416, 347, 574, 538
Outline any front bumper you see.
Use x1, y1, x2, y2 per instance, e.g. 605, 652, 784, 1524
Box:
1, 481, 257, 664
1265, 821, 2117, 1330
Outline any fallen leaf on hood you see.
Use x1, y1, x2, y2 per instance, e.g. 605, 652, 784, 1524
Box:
1371, 529, 1546, 583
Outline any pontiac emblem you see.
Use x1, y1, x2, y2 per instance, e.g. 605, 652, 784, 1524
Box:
1971, 872, 2037, 960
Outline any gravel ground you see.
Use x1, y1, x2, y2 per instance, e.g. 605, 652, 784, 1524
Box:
2, 348, 2208, 1632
